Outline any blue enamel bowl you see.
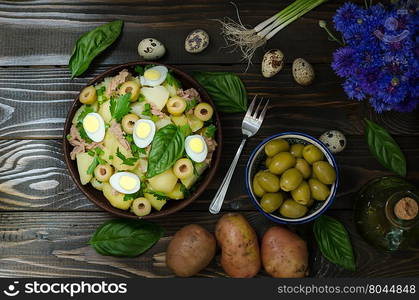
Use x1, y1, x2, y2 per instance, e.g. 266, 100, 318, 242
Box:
245, 132, 339, 224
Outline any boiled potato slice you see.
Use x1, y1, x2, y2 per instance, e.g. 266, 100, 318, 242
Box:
166, 183, 185, 200
130, 101, 146, 117
112, 143, 138, 171
148, 169, 178, 194
171, 114, 188, 127
180, 162, 208, 189
76, 152, 95, 185
98, 100, 112, 123
144, 193, 167, 211
103, 183, 133, 210
141, 86, 169, 110
163, 83, 177, 97
155, 115, 173, 130
100, 131, 118, 164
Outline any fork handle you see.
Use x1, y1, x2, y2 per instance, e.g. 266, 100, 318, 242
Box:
209, 138, 247, 214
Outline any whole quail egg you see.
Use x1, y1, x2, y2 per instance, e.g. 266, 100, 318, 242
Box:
82, 112, 105, 142
185, 29, 210, 53
261, 49, 284, 78
292, 58, 315, 86
319, 130, 347, 154
185, 135, 208, 163
133, 119, 156, 148
140, 65, 168, 86
138, 38, 166, 60
109, 172, 141, 194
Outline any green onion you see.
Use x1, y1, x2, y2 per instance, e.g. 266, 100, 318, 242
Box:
218, 0, 328, 66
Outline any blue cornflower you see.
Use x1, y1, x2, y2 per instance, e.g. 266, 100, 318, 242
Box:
343, 78, 365, 100
333, 2, 365, 32
332, 47, 356, 77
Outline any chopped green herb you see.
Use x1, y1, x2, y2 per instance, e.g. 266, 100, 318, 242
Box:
134, 65, 144, 76
151, 115, 160, 123
179, 124, 192, 137
87, 149, 96, 157
87, 156, 100, 175
165, 72, 181, 88
204, 124, 216, 138
138, 94, 146, 102
96, 86, 107, 104
76, 123, 93, 143
145, 190, 167, 201
110, 93, 132, 122
126, 134, 146, 157
109, 155, 114, 160
124, 183, 144, 201
180, 184, 190, 198
77, 105, 94, 123
94, 147, 104, 156
116, 147, 139, 166
144, 64, 156, 71
142, 103, 152, 117
66, 134, 72, 140
185, 99, 197, 112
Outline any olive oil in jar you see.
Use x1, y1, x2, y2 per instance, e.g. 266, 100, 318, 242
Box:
354, 176, 419, 251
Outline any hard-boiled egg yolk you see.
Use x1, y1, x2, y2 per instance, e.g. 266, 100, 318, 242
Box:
136, 122, 151, 138
83, 115, 99, 132
119, 176, 137, 191
189, 137, 204, 153
144, 69, 161, 81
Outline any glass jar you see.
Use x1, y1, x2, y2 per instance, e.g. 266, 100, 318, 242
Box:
354, 176, 419, 251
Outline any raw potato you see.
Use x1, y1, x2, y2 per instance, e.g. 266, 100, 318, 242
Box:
261, 226, 308, 278
166, 224, 216, 277
215, 213, 261, 278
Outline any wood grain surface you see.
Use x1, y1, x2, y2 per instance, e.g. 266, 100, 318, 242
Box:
0, 0, 418, 278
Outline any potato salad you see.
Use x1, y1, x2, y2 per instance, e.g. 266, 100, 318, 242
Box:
67, 65, 217, 216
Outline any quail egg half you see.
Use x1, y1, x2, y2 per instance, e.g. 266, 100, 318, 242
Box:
109, 172, 141, 194
82, 112, 105, 142
140, 66, 168, 87
185, 135, 208, 163
133, 119, 156, 148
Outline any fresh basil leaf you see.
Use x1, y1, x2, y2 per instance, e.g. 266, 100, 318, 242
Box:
203, 124, 216, 138
116, 147, 138, 166
146, 124, 185, 178
69, 20, 123, 78
180, 184, 190, 198
192, 71, 247, 113
179, 124, 192, 137
365, 119, 406, 177
110, 93, 132, 122
89, 219, 163, 257
313, 215, 356, 271
185, 98, 197, 112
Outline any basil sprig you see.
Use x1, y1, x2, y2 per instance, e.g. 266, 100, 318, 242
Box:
146, 124, 185, 178
313, 215, 356, 271
110, 93, 131, 122
365, 119, 406, 177
69, 20, 123, 78
193, 71, 247, 113
89, 219, 163, 257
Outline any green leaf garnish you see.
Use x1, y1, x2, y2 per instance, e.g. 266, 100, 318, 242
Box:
185, 99, 197, 112
204, 124, 216, 138
116, 147, 139, 166
134, 65, 144, 76
164, 71, 181, 88
110, 93, 132, 122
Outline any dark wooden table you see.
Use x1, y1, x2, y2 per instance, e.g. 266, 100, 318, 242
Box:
0, 0, 418, 278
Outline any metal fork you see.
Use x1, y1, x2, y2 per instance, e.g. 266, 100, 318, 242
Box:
209, 95, 270, 214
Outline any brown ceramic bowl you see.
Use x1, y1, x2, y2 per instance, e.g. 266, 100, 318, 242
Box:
63, 62, 222, 219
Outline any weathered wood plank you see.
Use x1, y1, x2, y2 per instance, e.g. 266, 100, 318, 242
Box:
1, 65, 418, 139
0, 211, 418, 278
0, 0, 357, 66
1, 136, 418, 211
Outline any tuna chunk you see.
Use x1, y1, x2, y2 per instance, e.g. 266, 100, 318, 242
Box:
109, 120, 130, 151
106, 69, 130, 98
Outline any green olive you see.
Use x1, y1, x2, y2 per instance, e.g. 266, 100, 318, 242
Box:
79, 86, 97, 104
121, 113, 139, 134
280, 168, 303, 192
167, 96, 187, 116
120, 81, 141, 102
302, 144, 324, 164
291, 181, 311, 205
194, 103, 214, 121
264, 139, 289, 157
290, 143, 305, 158
94, 164, 114, 182
173, 158, 194, 179
268, 152, 296, 175
260, 193, 284, 213
295, 158, 312, 179
257, 171, 280, 193
265, 157, 272, 169
312, 161, 336, 185
279, 199, 308, 218
253, 177, 265, 197
131, 197, 152, 216
309, 178, 330, 201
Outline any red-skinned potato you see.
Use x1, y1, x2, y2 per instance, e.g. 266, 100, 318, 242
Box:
166, 224, 216, 277
261, 226, 308, 278
215, 213, 261, 278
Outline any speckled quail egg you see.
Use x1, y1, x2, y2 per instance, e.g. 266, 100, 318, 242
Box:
185, 29, 210, 53
82, 112, 105, 142
140, 65, 168, 86
133, 119, 156, 148
292, 58, 315, 86
109, 172, 141, 194
138, 38, 166, 60
261, 49, 284, 78
319, 130, 347, 154
185, 135, 208, 163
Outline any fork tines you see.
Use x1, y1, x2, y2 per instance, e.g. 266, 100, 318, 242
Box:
246, 95, 270, 122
